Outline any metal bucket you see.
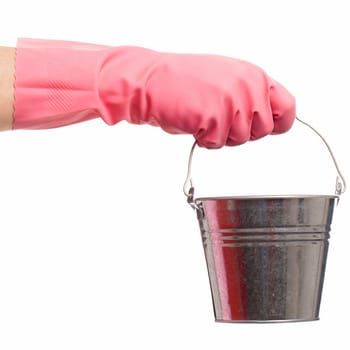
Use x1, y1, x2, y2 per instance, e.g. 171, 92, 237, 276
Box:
184, 118, 346, 323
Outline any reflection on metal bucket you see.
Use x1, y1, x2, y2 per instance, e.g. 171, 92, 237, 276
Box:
195, 195, 336, 322
184, 118, 346, 323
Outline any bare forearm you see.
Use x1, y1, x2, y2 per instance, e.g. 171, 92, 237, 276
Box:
0, 46, 15, 131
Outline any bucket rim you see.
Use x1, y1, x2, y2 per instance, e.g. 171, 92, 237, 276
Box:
195, 194, 339, 202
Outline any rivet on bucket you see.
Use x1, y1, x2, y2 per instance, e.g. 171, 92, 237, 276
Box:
184, 118, 345, 323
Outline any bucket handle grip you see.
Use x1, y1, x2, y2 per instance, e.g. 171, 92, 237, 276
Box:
183, 117, 346, 209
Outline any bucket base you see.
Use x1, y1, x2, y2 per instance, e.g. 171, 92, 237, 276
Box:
215, 317, 320, 324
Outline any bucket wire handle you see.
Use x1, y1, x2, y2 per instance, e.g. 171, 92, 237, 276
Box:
183, 141, 198, 209
296, 117, 346, 196
183, 117, 346, 208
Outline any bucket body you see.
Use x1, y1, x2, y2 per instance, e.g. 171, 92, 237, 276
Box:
195, 195, 337, 323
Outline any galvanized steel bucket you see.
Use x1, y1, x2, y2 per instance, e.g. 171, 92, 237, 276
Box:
184, 118, 346, 323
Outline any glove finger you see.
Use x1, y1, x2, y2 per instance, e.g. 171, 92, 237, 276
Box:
195, 117, 226, 149
249, 84, 274, 140
269, 80, 296, 134
226, 108, 252, 146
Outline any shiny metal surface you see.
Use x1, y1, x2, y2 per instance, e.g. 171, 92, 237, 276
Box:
195, 196, 337, 322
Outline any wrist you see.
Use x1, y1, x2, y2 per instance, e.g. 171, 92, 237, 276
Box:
0, 47, 15, 131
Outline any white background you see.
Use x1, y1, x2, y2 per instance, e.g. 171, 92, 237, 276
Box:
1, 0, 349, 349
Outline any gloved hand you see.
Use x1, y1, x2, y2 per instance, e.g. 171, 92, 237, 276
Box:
14, 38, 295, 148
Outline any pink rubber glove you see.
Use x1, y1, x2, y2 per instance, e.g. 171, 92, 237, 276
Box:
14, 38, 295, 148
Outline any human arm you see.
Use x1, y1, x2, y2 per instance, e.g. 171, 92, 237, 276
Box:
0, 46, 15, 131
6, 39, 296, 147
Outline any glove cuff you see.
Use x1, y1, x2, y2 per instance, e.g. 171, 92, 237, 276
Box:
14, 38, 107, 129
